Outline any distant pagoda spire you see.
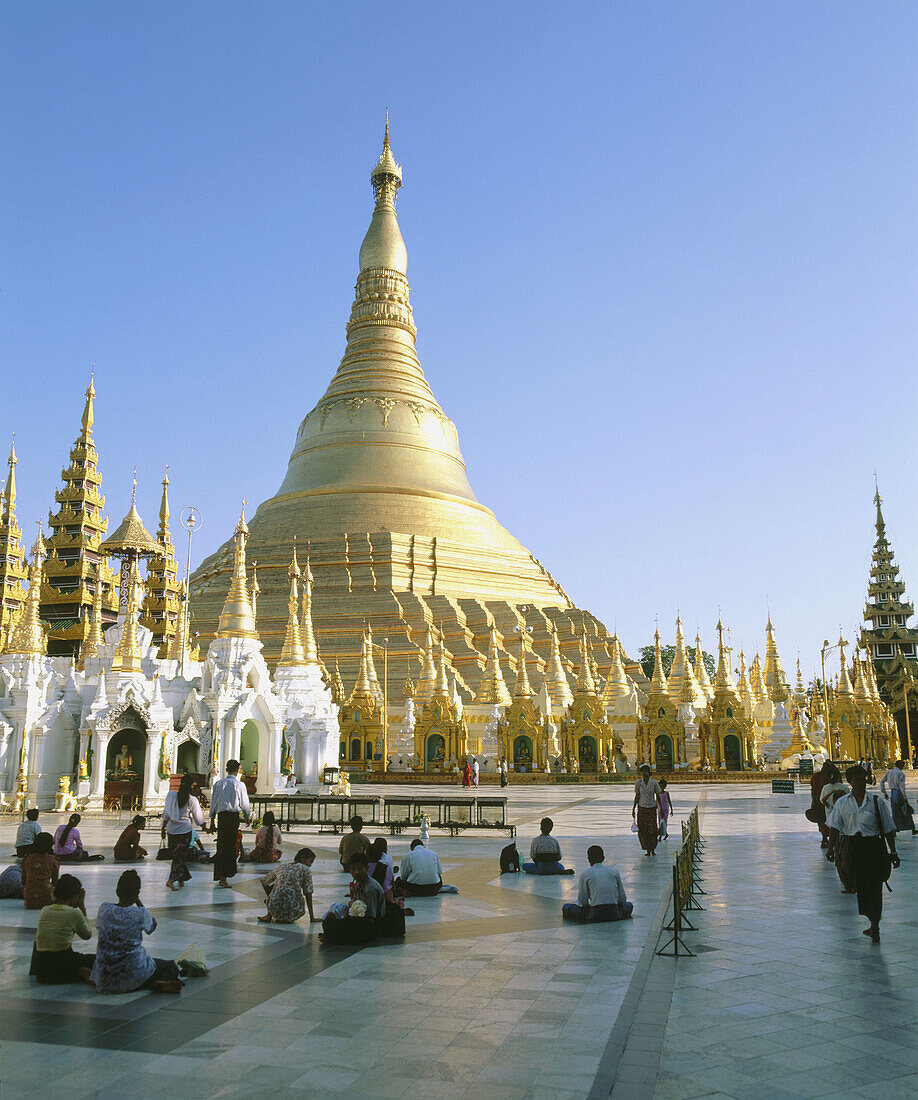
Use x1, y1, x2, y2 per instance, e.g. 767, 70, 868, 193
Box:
0, 438, 29, 645
433, 633, 451, 701
167, 580, 190, 663
667, 615, 702, 706
545, 623, 574, 709
142, 468, 180, 653
349, 629, 375, 703
277, 545, 306, 667
836, 636, 854, 697
79, 579, 105, 667
216, 504, 258, 640
647, 628, 669, 701
299, 555, 321, 667
6, 525, 47, 656
737, 651, 754, 717
512, 628, 533, 699
763, 617, 790, 702
601, 634, 632, 704
415, 628, 437, 704
476, 625, 511, 705
693, 632, 714, 702
41, 372, 118, 655
714, 620, 735, 692
365, 624, 383, 704
750, 654, 768, 705
575, 629, 598, 697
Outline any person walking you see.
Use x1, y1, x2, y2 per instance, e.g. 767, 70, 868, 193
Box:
632, 765, 663, 857
499, 757, 509, 788
461, 759, 472, 788
209, 759, 251, 888
163, 775, 205, 891
880, 760, 917, 835
472, 758, 480, 788
826, 764, 900, 943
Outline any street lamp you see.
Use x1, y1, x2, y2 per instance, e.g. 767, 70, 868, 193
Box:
179, 507, 202, 679
821, 635, 848, 761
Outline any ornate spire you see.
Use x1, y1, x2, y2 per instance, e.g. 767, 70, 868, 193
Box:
167, 580, 188, 662
359, 115, 406, 274
750, 654, 767, 705
81, 369, 95, 440
4, 437, 16, 520
330, 659, 345, 705
714, 620, 735, 692
158, 468, 171, 545
667, 615, 702, 705
512, 629, 533, 699
216, 504, 259, 640
80, 579, 105, 666
433, 633, 451, 701
576, 630, 598, 696
365, 624, 383, 704
836, 636, 854, 696
601, 634, 631, 704
415, 628, 437, 704
875, 482, 886, 538
737, 650, 754, 716
6, 525, 46, 656
250, 562, 260, 619
648, 628, 668, 699
349, 630, 375, 703
112, 559, 143, 673
277, 546, 306, 667
764, 618, 789, 702
476, 625, 511, 705
794, 657, 807, 706
0, 437, 28, 643
142, 468, 180, 652
693, 632, 714, 702
853, 649, 870, 705
299, 555, 320, 666
545, 624, 574, 709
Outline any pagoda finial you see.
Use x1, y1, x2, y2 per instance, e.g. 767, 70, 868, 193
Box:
158, 467, 170, 542
648, 628, 668, 698
112, 559, 143, 673
415, 627, 437, 703
694, 632, 714, 701
433, 634, 451, 701
714, 619, 734, 692
836, 635, 854, 696
361, 120, 407, 274
4, 436, 16, 521
299, 555, 320, 666
601, 634, 631, 704
576, 629, 598, 696
80, 578, 105, 666
215, 502, 258, 640
81, 369, 95, 439
874, 482, 886, 537
545, 623, 574, 708
476, 624, 511, 705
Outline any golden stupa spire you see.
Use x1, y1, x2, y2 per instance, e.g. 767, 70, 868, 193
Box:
750, 654, 767, 704
713, 620, 735, 692
433, 632, 451, 701
667, 615, 702, 705
81, 368, 95, 440
0, 436, 29, 646
648, 628, 669, 699
836, 636, 854, 696
158, 468, 171, 545
794, 657, 807, 706
853, 648, 871, 705
601, 634, 631, 704
545, 623, 574, 709
167, 580, 189, 662
216, 503, 259, 640
576, 629, 598, 696
112, 559, 143, 673
415, 628, 437, 703
865, 651, 882, 704
365, 624, 382, 703
476, 625, 511, 705
6, 524, 47, 657
693, 632, 714, 702
330, 659, 345, 705
3, 437, 16, 520
299, 555, 320, 667
737, 650, 754, 715
764, 617, 789, 702
349, 630, 375, 703
80, 578, 105, 666
277, 545, 306, 667
250, 561, 260, 619
513, 628, 533, 699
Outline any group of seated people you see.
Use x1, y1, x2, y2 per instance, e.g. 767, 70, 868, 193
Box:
513, 817, 633, 925
336, 816, 445, 896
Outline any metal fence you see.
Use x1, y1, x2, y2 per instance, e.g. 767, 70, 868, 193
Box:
656, 804, 705, 957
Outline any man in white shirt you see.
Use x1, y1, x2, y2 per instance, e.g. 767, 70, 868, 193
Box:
523, 817, 575, 875
563, 846, 633, 923
209, 759, 251, 888
827, 764, 900, 942
880, 760, 917, 834
394, 839, 442, 897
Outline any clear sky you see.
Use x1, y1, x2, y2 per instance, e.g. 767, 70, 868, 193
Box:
2, 2, 916, 680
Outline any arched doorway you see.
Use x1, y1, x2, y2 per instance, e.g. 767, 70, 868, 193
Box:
177, 740, 199, 775
578, 735, 598, 773
105, 728, 146, 809
239, 721, 259, 780
513, 734, 533, 771
365, 740, 374, 761
426, 733, 445, 767
654, 734, 674, 772
723, 733, 743, 770
350, 738, 361, 761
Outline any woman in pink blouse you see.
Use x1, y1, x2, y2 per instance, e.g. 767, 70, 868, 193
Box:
53, 815, 104, 862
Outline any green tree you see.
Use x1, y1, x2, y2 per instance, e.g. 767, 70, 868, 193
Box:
639, 644, 715, 681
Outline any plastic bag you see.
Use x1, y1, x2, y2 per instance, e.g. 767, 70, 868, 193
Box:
177, 942, 209, 977
630, 821, 639, 833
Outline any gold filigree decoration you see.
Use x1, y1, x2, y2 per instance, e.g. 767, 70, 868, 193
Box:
374, 398, 396, 426
344, 397, 367, 421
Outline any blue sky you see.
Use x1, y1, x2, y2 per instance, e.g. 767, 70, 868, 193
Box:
2, 2, 916, 677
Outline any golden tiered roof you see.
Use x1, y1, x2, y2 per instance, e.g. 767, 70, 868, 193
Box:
215, 506, 259, 640
41, 374, 118, 654
476, 625, 512, 706
141, 471, 180, 653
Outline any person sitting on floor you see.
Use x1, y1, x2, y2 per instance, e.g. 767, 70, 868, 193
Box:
522, 818, 574, 875
16, 809, 41, 857
562, 846, 633, 923
90, 870, 182, 994
394, 839, 443, 897
244, 811, 283, 863
113, 816, 148, 862
29, 874, 95, 984
320, 853, 386, 946
21, 833, 59, 910
367, 838, 395, 898
52, 814, 104, 863
0, 864, 24, 899
338, 815, 370, 872
259, 848, 317, 924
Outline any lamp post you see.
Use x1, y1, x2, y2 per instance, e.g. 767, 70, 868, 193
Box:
369, 635, 389, 772
821, 636, 848, 761
179, 507, 202, 680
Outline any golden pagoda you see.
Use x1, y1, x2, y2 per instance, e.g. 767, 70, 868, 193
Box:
475, 625, 512, 706
561, 631, 619, 773
413, 638, 468, 769
496, 628, 547, 771
700, 619, 755, 769
6, 526, 47, 657
189, 124, 645, 705
41, 375, 118, 655
0, 439, 29, 647
339, 629, 385, 769
637, 629, 683, 771
763, 617, 790, 702
141, 471, 180, 654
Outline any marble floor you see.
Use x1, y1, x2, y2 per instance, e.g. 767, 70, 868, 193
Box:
0, 780, 915, 1099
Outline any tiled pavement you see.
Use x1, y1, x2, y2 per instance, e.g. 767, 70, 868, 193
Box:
1, 780, 916, 1099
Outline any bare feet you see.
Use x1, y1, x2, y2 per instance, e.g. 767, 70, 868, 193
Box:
151, 980, 183, 994
78, 967, 93, 985
216, 879, 229, 888
863, 926, 880, 943
257, 914, 272, 923
166, 881, 179, 891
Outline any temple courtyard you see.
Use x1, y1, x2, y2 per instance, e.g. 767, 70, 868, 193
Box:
1, 782, 917, 1100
